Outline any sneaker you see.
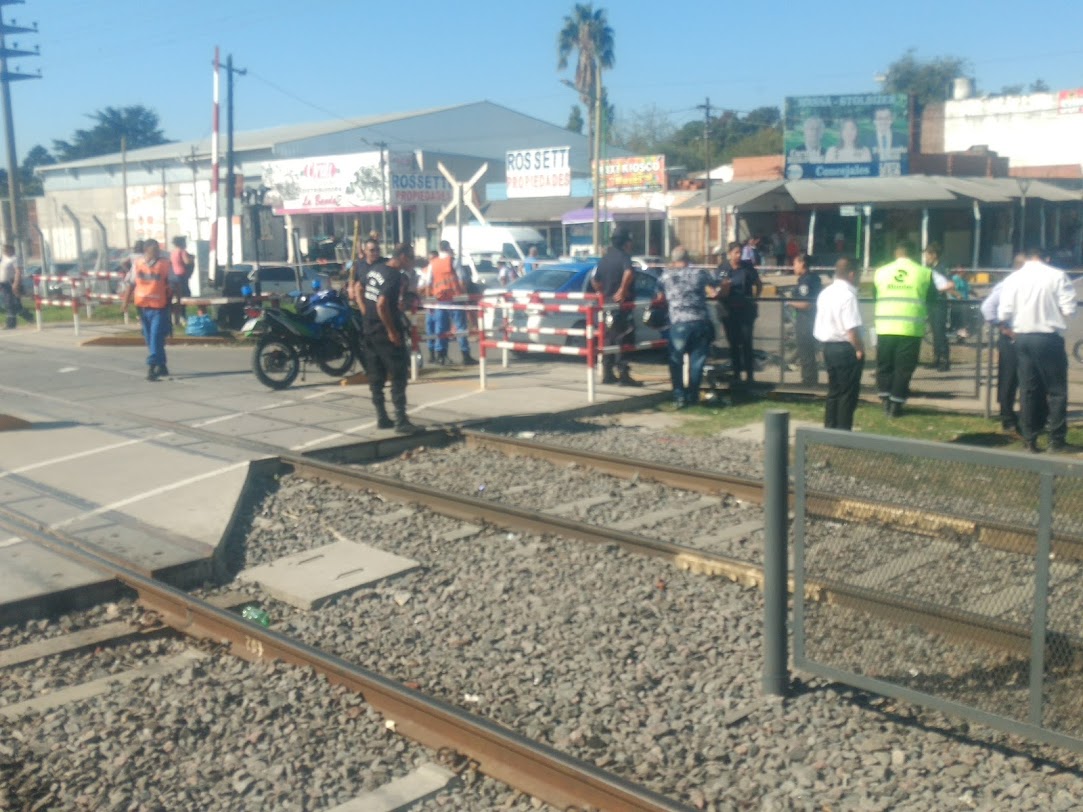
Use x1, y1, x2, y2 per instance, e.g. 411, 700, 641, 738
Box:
156, 364, 170, 378
376, 415, 395, 429
146, 366, 159, 382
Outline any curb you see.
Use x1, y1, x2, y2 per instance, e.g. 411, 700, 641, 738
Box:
81, 334, 239, 347
0, 414, 32, 432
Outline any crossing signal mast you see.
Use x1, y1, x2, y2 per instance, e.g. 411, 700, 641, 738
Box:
0, 0, 40, 253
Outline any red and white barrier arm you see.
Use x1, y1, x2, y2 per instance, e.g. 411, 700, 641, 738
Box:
481, 340, 589, 357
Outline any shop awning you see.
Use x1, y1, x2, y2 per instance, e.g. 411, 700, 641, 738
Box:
483, 196, 591, 223
561, 206, 667, 225
785, 177, 959, 206
674, 180, 788, 211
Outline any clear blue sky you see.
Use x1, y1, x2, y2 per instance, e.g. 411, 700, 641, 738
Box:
9, 0, 1083, 162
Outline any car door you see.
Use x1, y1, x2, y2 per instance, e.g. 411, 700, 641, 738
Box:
632, 271, 664, 341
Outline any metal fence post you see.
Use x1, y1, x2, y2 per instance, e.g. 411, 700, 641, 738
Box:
763, 409, 790, 696
1029, 470, 1053, 726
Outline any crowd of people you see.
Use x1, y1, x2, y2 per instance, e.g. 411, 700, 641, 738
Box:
649, 234, 1076, 451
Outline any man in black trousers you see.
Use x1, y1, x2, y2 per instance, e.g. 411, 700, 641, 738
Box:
814, 258, 865, 430
997, 247, 1077, 453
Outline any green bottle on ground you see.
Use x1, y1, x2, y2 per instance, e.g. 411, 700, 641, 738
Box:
241, 605, 271, 627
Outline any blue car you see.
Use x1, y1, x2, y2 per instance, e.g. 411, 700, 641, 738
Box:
486, 260, 663, 350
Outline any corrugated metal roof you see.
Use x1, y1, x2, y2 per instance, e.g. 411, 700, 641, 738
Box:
674, 180, 791, 212
39, 106, 459, 171
937, 177, 1015, 203
785, 177, 959, 205
483, 196, 591, 223
39, 102, 586, 173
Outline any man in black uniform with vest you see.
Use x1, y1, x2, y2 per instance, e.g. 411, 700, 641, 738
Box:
592, 230, 642, 386
363, 243, 419, 434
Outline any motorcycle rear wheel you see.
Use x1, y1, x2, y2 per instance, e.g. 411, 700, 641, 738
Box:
316, 329, 356, 377
253, 336, 300, 390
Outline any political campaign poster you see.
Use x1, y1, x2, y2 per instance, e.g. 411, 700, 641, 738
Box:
784, 94, 909, 180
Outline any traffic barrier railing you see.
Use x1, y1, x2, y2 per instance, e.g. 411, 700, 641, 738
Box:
32, 274, 83, 335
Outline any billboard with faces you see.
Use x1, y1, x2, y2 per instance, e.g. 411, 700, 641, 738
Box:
784, 93, 909, 180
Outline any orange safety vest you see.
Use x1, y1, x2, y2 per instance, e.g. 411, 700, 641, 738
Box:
133, 257, 171, 309
429, 255, 461, 301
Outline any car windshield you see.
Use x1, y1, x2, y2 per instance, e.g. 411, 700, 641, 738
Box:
506, 268, 577, 292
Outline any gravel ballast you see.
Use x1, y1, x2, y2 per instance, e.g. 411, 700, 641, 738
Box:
5, 415, 1083, 811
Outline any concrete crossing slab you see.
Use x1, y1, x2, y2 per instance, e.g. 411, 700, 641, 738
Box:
238, 540, 420, 610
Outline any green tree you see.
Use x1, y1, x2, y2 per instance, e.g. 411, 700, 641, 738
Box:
881, 49, 971, 106
52, 105, 170, 162
612, 104, 675, 154
1030, 78, 1050, 93
566, 104, 584, 134
20, 144, 55, 196
557, 3, 614, 176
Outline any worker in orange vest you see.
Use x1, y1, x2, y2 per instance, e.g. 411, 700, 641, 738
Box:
123, 238, 174, 381
427, 240, 476, 365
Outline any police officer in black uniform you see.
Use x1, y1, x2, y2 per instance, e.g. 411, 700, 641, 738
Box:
789, 252, 822, 385
592, 230, 642, 386
362, 243, 418, 434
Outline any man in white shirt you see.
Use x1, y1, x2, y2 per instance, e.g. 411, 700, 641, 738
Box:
997, 248, 1077, 453
813, 257, 864, 430
0, 243, 30, 329
980, 253, 1026, 433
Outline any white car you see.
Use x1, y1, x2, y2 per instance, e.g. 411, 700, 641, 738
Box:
247, 265, 333, 297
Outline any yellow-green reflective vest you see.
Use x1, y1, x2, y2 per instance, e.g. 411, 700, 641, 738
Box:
873, 257, 932, 338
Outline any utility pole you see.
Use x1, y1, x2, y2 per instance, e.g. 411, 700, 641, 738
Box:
592, 56, 602, 255
377, 141, 389, 252
224, 54, 245, 271
0, 1, 39, 259
121, 135, 129, 247
696, 97, 711, 262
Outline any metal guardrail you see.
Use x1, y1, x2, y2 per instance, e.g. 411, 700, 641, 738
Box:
793, 427, 1083, 754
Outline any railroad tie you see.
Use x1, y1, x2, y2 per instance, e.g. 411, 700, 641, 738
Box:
610, 495, 723, 532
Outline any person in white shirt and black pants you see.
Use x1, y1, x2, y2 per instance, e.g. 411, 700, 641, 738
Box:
997, 248, 1077, 453
814, 257, 865, 430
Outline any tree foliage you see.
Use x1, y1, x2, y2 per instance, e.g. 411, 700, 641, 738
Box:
566, 105, 584, 133
20, 144, 55, 196
881, 49, 971, 106
635, 106, 781, 171
557, 3, 615, 112
52, 106, 170, 162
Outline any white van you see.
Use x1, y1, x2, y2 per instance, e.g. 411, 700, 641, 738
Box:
439, 224, 546, 288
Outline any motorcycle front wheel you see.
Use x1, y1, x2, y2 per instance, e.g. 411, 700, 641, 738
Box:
253, 336, 300, 390
316, 329, 356, 377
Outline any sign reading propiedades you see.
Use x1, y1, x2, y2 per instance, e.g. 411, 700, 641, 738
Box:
262, 151, 451, 214
505, 146, 571, 198
596, 154, 667, 193
784, 93, 909, 180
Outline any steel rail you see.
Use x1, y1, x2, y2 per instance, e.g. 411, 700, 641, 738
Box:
0, 511, 690, 812
281, 455, 1083, 663
459, 429, 1083, 562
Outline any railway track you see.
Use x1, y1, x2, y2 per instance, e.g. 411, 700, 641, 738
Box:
7, 412, 1082, 807
0, 508, 689, 812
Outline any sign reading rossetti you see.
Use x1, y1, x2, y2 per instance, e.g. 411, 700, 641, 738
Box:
784, 93, 909, 180
505, 146, 572, 198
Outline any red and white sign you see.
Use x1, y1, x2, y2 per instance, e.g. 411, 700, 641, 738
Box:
505, 146, 571, 198
263, 152, 451, 213
1057, 88, 1083, 115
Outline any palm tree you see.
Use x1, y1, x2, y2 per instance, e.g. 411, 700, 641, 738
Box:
557, 4, 614, 248
557, 3, 615, 116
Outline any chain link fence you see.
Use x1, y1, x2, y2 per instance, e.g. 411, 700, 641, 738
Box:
793, 427, 1083, 752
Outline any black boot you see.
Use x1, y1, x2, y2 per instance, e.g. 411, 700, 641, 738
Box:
461, 350, 478, 366
601, 360, 618, 385
888, 400, 903, 418
428, 348, 436, 364
436, 351, 447, 366
618, 368, 643, 388
375, 402, 394, 429
881, 397, 891, 415
394, 411, 419, 434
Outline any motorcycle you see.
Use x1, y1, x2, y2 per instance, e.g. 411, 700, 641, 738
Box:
242, 282, 363, 390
